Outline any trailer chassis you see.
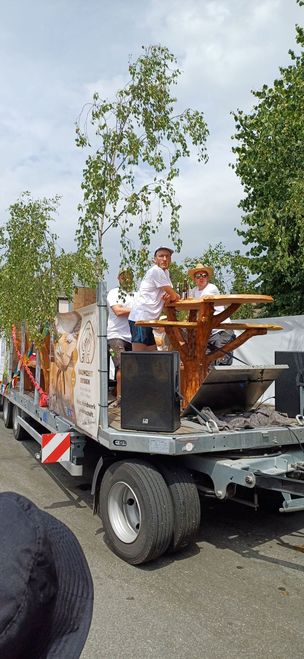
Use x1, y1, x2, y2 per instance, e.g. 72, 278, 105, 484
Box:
2, 282, 304, 564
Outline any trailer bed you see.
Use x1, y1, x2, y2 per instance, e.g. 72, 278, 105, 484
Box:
105, 405, 304, 456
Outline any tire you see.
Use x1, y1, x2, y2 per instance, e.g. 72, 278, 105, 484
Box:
12, 405, 29, 441
99, 459, 174, 565
0, 394, 3, 412
157, 461, 201, 552
3, 397, 13, 428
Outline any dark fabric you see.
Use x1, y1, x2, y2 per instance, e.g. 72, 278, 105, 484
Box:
207, 329, 236, 366
199, 405, 293, 431
0, 492, 93, 659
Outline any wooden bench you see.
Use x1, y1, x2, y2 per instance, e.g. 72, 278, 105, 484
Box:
136, 320, 283, 331
135, 320, 198, 328
215, 322, 283, 331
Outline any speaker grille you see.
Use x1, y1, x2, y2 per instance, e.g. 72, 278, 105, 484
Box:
121, 352, 180, 432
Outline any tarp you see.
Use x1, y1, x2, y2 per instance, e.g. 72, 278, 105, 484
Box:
234, 315, 304, 403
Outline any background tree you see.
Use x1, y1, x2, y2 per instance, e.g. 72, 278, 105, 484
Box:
231, 22, 304, 316
0, 192, 93, 342
75, 45, 209, 279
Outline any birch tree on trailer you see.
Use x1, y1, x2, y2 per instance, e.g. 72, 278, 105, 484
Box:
76, 45, 209, 278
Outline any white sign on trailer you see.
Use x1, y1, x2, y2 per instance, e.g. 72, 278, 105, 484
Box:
49, 304, 100, 438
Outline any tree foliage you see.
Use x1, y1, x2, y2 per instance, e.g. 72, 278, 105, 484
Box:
0, 193, 94, 343
231, 23, 304, 316
76, 45, 209, 279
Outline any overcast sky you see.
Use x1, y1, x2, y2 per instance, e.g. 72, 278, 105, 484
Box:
1, 0, 302, 286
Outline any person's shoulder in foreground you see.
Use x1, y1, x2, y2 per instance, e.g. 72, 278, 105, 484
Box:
0, 491, 93, 659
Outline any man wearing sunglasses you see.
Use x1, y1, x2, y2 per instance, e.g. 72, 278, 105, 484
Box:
188, 263, 236, 366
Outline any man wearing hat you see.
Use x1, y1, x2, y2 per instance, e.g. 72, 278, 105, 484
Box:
129, 247, 180, 351
0, 491, 93, 659
188, 263, 236, 366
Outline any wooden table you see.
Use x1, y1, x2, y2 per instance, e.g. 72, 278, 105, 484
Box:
136, 294, 283, 406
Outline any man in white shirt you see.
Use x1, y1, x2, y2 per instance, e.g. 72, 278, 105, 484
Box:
107, 270, 135, 405
129, 247, 180, 351
188, 263, 236, 366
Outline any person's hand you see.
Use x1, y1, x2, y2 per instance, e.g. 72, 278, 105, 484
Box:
162, 292, 171, 304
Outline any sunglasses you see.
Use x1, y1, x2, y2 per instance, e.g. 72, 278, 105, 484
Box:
195, 273, 208, 278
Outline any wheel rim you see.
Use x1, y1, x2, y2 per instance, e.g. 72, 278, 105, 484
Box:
107, 481, 141, 543
3, 399, 9, 423
13, 407, 18, 431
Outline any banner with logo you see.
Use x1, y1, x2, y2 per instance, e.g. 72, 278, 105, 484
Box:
49, 304, 100, 439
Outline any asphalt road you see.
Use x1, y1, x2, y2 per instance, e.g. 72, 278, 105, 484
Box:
1, 417, 304, 659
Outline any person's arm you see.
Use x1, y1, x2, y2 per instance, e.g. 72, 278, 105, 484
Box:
162, 285, 180, 304
111, 304, 131, 317
152, 266, 180, 304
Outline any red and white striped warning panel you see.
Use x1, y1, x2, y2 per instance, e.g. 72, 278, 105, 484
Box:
41, 432, 71, 464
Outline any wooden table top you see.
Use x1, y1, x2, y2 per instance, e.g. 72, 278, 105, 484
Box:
168, 294, 273, 311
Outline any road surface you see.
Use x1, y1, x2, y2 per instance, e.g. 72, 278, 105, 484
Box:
1, 418, 304, 658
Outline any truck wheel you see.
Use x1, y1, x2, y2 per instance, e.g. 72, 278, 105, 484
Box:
12, 405, 29, 441
99, 459, 174, 565
0, 395, 3, 412
157, 462, 201, 552
3, 398, 13, 428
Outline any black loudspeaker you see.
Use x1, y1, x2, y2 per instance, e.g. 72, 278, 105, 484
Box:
121, 352, 181, 432
275, 351, 304, 417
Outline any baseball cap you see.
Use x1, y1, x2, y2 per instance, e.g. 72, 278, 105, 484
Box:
154, 247, 174, 256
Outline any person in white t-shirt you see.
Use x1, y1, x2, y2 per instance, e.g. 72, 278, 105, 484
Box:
129, 247, 180, 351
107, 270, 135, 405
188, 263, 236, 366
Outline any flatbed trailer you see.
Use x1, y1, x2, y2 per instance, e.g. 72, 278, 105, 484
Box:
2, 283, 304, 565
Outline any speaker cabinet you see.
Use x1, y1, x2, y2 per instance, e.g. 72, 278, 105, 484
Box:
275, 351, 304, 417
121, 352, 180, 432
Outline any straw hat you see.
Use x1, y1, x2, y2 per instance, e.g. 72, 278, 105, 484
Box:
188, 263, 213, 281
